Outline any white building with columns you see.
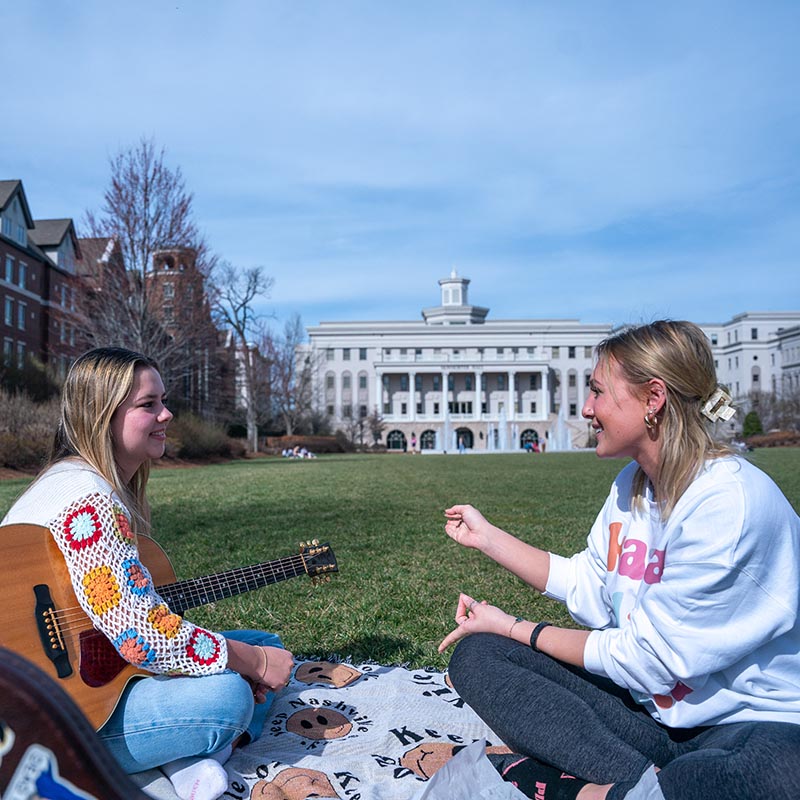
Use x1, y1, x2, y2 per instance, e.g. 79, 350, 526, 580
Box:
302, 272, 800, 451
305, 271, 611, 451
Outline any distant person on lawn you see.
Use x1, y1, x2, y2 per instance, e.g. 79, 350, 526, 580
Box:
439, 320, 800, 800
2, 347, 293, 800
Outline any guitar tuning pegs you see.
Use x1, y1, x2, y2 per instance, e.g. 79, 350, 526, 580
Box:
312, 538, 319, 546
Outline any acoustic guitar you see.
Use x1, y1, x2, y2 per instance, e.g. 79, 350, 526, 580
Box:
0, 524, 337, 729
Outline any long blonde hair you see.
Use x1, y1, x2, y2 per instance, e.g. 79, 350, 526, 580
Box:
595, 320, 732, 518
47, 347, 160, 532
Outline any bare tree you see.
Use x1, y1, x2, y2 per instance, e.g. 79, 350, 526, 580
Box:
367, 406, 386, 446
263, 314, 316, 436
211, 262, 274, 452
80, 138, 219, 406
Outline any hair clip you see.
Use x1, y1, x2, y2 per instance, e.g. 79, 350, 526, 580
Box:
701, 387, 736, 422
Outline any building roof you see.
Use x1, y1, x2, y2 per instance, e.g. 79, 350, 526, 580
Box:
28, 218, 74, 248
0, 179, 34, 227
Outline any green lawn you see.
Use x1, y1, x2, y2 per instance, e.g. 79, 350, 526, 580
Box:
2, 449, 798, 670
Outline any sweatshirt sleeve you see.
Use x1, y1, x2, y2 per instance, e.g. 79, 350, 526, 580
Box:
545, 465, 636, 630
582, 470, 799, 697
48, 490, 228, 676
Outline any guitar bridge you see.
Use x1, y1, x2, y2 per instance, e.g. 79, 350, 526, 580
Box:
33, 584, 73, 679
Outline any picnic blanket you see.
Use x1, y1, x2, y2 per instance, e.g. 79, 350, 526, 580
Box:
133, 659, 522, 800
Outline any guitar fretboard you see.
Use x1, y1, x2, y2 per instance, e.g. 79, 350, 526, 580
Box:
157, 554, 311, 614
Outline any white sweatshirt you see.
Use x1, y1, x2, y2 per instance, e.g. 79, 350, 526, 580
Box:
545, 456, 800, 728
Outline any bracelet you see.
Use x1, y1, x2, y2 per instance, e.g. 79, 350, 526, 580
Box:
529, 621, 552, 652
257, 647, 269, 684
508, 616, 524, 638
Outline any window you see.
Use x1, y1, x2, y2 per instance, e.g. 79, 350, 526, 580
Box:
4, 255, 13, 282
529, 375, 537, 389
584, 346, 592, 358
433, 375, 440, 391
400, 375, 408, 391
326, 374, 335, 389
415, 374, 422, 390
17, 301, 26, 331
359, 405, 367, 418
343, 404, 352, 418
496, 347, 504, 355
342, 374, 351, 389
401, 403, 407, 415
552, 347, 560, 358
16, 341, 25, 368
359, 348, 367, 360
163, 282, 175, 299
343, 348, 351, 360
569, 403, 577, 417
326, 404, 334, 416
383, 402, 390, 413
568, 346, 576, 359
359, 375, 367, 389
497, 375, 505, 390
433, 402, 440, 415
4, 297, 12, 326
447, 375, 454, 390
530, 401, 537, 413
416, 402, 422, 414
711, 334, 718, 345
751, 328, 758, 340
3, 337, 12, 361
326, 348, 334, 361
527, 347, 536, 355
568, 374, 576, 388
415, 348, 422, 357
465, 375, 472, 391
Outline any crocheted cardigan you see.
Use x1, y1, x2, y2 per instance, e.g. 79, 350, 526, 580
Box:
2, 460, 228, 676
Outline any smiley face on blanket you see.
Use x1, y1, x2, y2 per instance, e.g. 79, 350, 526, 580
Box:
249, 766, 340, 799
286, 707, 353, 740
401, 742, 514, 780
295, 661, 362, 688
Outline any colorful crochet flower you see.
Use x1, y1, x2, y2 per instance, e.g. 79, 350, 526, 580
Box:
148, 604, 183, 638
82, 566, 121, 615
63, 504, 103, 550
114, 629, 156, 668
112, 505, 135, 544
187, 628, 222, 666
122, 558, 150, 596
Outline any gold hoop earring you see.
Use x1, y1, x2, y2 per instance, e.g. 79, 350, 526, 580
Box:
644, 408, 659, 430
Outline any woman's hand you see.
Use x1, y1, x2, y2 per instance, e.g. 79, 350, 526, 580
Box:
437, 592, 517, 653
252, 645, 294, 701
444, 505, 493, 551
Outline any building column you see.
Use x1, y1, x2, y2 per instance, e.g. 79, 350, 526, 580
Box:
542, 369, 549, 417
408, 370, 416, 420
375, 372, 384, 416
507, 370, 516, 421
442, 369, 450, 450
474, 370, 482, 420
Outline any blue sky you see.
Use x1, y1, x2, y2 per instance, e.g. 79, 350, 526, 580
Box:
2, 1, 798, 330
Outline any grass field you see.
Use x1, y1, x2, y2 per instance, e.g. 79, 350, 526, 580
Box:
2, 449, 798, 670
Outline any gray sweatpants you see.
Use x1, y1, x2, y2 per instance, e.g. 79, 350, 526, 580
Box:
448, 633, 800, 800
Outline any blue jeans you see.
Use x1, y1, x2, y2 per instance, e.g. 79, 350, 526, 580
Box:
98, 630, 283, 774
449, 633, 800, 800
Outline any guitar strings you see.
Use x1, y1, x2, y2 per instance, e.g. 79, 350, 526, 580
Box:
43, 550, 333, 637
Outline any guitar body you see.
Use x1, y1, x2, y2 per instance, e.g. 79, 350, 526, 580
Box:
0, 523, 336, 730
0, 524, 177, 729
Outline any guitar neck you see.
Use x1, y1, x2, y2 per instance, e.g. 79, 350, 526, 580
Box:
157, 554, 311, 614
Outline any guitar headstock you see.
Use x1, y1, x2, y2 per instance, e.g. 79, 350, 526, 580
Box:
299, 540, 338, 585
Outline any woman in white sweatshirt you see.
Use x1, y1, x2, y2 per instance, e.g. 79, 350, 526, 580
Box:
439, 320, 800, 800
